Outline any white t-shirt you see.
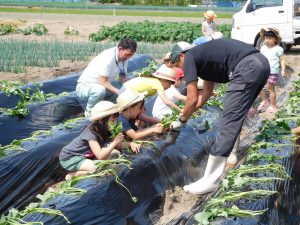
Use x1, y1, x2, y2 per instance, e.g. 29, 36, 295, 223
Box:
78, 47, 128, 84
152, 85, 180, 119
202, 20, 216, 36
260, 45, 283, 74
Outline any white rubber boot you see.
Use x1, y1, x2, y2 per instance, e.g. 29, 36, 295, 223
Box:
227, 134, 240, 168
183, 155, 227, 194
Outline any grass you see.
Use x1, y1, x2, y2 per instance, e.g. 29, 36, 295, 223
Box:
0, 7, 234, 18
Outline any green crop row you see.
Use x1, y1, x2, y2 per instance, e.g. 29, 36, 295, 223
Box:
0, 40, 173, 73
0, 23, 48, 36
89, 21, 232, 43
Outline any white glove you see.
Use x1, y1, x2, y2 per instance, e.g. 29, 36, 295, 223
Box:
170, 119, 186, 131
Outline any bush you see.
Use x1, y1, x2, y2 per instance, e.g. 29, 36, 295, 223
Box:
22, 23, 48, 36
89, 21, 232, 43
0, 23, 20, 36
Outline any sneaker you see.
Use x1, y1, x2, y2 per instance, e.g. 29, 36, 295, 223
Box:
266, 106, 278, 113
257, 100, 268, 111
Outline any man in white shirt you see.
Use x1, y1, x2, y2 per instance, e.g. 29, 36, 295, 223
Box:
76, 38, 137, 117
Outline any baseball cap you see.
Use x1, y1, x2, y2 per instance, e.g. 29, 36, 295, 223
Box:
170, 42, 194, 64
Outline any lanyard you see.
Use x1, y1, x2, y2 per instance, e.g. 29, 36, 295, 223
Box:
115, 49, 125, 74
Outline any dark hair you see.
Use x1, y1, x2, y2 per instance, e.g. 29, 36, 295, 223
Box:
131, 99, 145, 109
118, 38, 137, 52
89, 116, 111, 146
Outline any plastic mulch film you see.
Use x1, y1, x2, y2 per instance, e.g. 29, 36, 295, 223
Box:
0, 92, 83, 146
20, 107, 221, 225
0, 118, 89, 214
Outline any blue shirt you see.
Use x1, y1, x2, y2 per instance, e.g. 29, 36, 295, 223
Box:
118, 113, 138, 132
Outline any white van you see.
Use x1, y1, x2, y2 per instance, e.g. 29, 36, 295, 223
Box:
231, 0, 300, 50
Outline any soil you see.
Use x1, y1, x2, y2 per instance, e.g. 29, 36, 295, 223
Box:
1, 11, 300, 224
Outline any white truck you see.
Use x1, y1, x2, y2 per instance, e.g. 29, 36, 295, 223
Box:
231, 0, 300, 50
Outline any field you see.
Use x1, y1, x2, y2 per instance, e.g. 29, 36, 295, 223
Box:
0, 8, 300, 225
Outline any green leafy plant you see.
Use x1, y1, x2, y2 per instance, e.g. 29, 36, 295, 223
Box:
160, 108, 180, 128
22, 23, 48, 36
133, 59, 158, 77
64, 25, 79, 36
0, 22, 20, 35
108, 121, 123, 138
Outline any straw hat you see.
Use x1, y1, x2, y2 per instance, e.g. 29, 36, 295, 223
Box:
204, 10, 217, 19
260, 28, 282, 44
152, 64, 177, 82
90, 101, 120, 122
170, 41, 194, 64
117, 89, 145, 110
163, 52, 171, 61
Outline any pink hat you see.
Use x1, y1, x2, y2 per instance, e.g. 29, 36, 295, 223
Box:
152, 64, 176, 82
173, 67, 184, 80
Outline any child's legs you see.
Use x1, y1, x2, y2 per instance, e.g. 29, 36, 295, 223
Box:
60, 156, 96, 179
259, 87, 267, 101
268, 83, 276, 108
267, 74, 278, 108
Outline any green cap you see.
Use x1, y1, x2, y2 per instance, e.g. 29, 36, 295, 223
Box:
170, 42, 193, 63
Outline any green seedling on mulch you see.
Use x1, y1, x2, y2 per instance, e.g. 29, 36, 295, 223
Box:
160, 108, 180, 128
60, 157, 138, 203
133, 140, 157, 147
221, 164, 290, 191
60, 117, 85, 129
0, 80, 62, 117
133, 59, 158, 78
0, 203, 70, 224
246, 152, 284, 163
108, 121, 123, 138
195, 190, 277, 225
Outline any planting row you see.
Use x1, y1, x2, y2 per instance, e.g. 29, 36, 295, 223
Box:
89, 21, 232, 43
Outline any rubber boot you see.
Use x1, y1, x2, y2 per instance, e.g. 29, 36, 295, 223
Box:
226, 134, 240, 168
183, 155, 227, 194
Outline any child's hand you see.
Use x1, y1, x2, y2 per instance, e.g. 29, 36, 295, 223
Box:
152, 123, 164, 133
113, 133, 124, 145
130, 142, 141, 153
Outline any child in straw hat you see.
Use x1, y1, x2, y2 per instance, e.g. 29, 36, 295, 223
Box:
257, 28, 286, 113
117, 89, 164, 140
59, 101, 140, 180
202, 10, 218, 37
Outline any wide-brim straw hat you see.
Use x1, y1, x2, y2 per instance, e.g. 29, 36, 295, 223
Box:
260, 28, 282, 43
152, 64, 177, 82
117, 89, 146, 110
204, 10, 217, 19
90, 101, 120, 122
163, 52, 171, 61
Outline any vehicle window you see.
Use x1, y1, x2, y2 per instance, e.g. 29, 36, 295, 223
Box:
251, 0, 283, 8
295, 0, 300, 17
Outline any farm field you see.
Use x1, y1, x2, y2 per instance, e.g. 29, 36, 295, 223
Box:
0, 9, 300, 225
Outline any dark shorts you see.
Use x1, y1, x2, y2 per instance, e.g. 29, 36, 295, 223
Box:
211, 52, 270, 157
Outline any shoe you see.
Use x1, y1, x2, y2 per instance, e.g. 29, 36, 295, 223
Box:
257, 100, 268, 111
183, 155, 227, 194
266, 106, 278, 113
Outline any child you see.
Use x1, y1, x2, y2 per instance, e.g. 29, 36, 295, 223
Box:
152, 67, 187, 119
163, 52, 174, 68
121, 64, 182, 113
59, 101, 140, 180
202, 10, 217, 37
117, 89, 164, 140
257, 28, 286, 113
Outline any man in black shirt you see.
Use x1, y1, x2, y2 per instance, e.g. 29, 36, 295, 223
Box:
170, 39, 270, 194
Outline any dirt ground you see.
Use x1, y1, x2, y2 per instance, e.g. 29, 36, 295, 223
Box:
1, 11, 300, 224
0, 12, 231, 84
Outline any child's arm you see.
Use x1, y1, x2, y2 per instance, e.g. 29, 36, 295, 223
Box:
157, 90, 182, 112
280, 54, 286, 77
174, 92, 187, 102
88, 133, 124, 160
201, 22, 207, 36
138, 113, 160, 124
125, 124, 163, 140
